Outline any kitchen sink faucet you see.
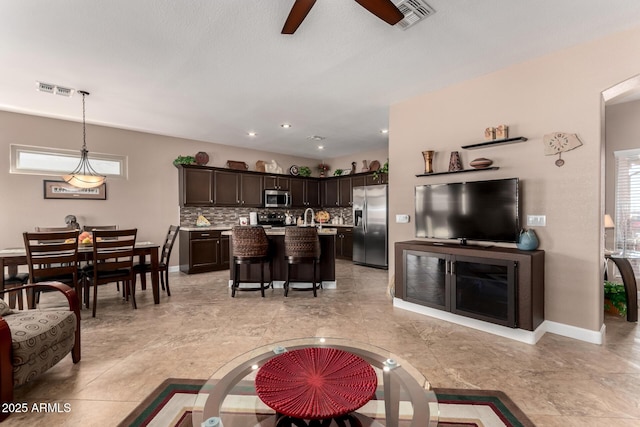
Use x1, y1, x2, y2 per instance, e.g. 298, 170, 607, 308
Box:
303, 208, 315, 227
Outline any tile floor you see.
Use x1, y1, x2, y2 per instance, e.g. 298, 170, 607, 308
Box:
4, 260, 640, 426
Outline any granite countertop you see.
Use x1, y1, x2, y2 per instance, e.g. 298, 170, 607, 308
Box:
180, 226, 233, 231
221, 227, 337, 236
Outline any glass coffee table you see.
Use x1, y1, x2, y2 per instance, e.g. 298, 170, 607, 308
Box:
192, 337, 438, 427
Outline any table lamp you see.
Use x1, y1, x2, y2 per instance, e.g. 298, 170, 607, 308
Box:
604, 214, 615, 253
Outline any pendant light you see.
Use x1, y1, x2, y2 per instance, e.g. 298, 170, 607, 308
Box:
62, 91, 106, 188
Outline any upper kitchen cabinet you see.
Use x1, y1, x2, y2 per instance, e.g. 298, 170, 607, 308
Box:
214, 170, 263, 207
290, 177, 320, 208
178, 165, 214, 207
365, 172, 388, 185
263, 175, 290, 191
323, 179, 339, 207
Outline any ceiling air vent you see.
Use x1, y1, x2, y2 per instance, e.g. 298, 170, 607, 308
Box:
36, 81, 75, 97
54, 86, 74, 97
393, 0, 435, 30
36, 82, 55, 94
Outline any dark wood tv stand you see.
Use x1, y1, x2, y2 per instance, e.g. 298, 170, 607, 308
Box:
395, 241, 544, 331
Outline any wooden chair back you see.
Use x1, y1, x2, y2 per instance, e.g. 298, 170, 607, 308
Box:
91, 229, 137, 281
160, 225, 180, 264
22, 230, 80, 289
34, 226, 73, 232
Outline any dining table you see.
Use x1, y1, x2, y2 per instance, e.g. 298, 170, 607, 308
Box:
0, 241, 162, 306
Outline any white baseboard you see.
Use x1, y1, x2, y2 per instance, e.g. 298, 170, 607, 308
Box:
168, 266, 179, 273
393, 298, 606, 345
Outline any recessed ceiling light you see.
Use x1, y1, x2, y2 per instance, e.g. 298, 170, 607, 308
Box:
247, 131, 257, 137
281, 123, 291, 128
380, 129, 389, 134
318, 145, 324, 150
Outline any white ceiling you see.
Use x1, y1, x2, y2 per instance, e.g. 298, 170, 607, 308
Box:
2, 1, 640, 160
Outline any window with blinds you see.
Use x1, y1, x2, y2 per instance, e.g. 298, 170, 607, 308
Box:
614, 148, 640, 260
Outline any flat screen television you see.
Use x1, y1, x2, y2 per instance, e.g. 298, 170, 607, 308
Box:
415, 177, 520, 243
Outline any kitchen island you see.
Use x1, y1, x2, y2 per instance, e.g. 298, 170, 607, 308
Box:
222, 227, 337, 289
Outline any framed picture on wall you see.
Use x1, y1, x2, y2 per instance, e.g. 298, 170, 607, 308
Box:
43, 180, 107, 200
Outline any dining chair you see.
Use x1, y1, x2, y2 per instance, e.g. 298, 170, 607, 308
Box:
133, 225, 180, 296
1, 273, 29, 309
83, 225, 117, 232
284, 227, 321, 297
34, 226, 73, 232
231, 226, 272, 297
23, 230, 81, 307
84, 229, 137, 317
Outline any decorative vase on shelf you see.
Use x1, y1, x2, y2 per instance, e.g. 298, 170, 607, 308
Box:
517, 229, 539, 250
361, 160, 369, 172
422, 150, 434, 174
448, 151, 463, 172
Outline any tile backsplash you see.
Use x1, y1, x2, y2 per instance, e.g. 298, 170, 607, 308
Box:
180, 207, 353, 227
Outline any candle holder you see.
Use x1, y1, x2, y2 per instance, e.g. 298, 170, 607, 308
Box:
422, 150, 434, 174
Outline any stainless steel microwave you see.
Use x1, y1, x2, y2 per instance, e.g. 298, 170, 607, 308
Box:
264, 189, 291, 208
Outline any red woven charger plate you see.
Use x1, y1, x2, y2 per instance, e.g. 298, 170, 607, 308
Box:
255, 347, 378, 420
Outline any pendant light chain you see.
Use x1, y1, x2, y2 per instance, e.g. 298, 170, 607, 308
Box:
82, 91, 87, 151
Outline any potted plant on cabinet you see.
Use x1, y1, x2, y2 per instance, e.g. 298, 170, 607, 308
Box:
604, 280, 627, 317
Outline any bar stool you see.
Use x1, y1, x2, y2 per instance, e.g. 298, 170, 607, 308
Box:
231, 226, 271, 297
284, 227, 321, 297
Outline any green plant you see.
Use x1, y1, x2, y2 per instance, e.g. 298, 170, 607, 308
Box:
173, 155, 195, 166
604, 280, 627, 317
298, 166, 311, 177
333, 169, 343, 176
372, 159, 389, 181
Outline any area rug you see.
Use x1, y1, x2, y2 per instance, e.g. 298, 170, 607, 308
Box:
118, 378, 535, 427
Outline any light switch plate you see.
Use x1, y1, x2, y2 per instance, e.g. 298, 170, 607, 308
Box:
526, 215, 546, 226
396, 214, 410, 223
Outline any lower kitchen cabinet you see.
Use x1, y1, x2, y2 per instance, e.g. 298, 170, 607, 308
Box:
336, 227, 353, 260
179, 230, 229, 274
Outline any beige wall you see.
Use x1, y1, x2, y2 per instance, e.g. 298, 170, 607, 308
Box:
327, 148, 388, 175
390, 26, 640, 333
0, 111, 320, 266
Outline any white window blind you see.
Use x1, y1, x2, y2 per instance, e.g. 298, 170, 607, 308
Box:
614, 149, 640, 262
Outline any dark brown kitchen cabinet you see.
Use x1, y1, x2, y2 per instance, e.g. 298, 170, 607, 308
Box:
179, 166, 214, 207
323, 179, 339, 207
179, 230, 229, 274
290, 177, 320, 208
365, 172, 388, 185
336, 227, 353, 260
263, 175, 290, 191
213, 170, 263, 207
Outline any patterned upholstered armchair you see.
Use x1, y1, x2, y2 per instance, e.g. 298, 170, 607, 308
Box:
0, 282, 80, 420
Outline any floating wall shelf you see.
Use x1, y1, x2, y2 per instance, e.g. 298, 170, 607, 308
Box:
461, 136, 528, 150
416, 167, 499, 177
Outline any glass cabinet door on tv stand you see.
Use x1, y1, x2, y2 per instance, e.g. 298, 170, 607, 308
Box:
402, 250, 518, 328
451, 255, 517, 328
403, 250, 450, 311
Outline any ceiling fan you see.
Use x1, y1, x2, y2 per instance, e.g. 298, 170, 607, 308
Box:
282, 0, 404, 34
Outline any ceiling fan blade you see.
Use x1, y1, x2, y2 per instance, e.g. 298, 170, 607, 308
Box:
354, 0, 404, 26
282, 0, 317, 34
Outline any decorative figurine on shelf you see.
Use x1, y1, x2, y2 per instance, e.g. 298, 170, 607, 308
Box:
448, 151, 463, 172
484, 127, 496, 141
64, 214, 80, 230
351, 162, 357, 174
517, 229, 539, 250
422, 151, 434, 174
495, 125, 509, 139
361, 160, 369, 172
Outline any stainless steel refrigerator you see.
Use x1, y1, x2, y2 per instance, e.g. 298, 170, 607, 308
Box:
353, 185, 388, 269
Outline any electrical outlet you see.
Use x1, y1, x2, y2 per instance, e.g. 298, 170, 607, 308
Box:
395, 214, 410, 223
526, 215, 546, 227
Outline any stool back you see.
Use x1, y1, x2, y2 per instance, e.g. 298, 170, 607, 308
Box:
285, 227, 320, 259
232, 226, 268, 258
